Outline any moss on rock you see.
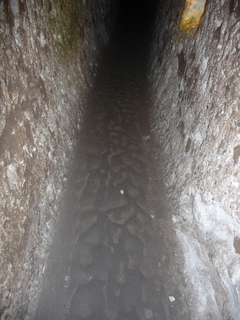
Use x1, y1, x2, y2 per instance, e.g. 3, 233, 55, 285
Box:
46, 0, 83, 57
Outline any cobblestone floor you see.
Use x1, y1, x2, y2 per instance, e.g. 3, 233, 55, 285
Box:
34, 8, 182, 320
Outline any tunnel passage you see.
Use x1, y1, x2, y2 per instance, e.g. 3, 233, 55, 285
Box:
1, 0, 240, 319
34, 2, 181, 319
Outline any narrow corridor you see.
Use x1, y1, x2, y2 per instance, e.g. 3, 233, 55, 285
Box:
34, 3, 181, 320
1, 0, 240, 318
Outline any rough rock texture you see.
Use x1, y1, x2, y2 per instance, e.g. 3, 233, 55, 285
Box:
150, 0, 240, 318
2, 0, 240, 318
0, 0, 118, 318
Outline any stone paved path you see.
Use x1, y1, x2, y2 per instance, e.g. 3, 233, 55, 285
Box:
34, 7, 181, 320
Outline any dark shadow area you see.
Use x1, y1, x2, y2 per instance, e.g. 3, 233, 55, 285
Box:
115, 0, 159, 36
96, 0, 159, 90
119, 0, 158, 24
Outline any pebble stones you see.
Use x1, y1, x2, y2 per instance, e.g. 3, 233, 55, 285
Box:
145, 309, 153, 319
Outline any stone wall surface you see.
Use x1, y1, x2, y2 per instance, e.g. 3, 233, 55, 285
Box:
150, 0, 240, 318
0, 0, 117, 318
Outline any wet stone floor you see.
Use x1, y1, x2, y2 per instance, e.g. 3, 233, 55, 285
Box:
34, 14, 182, 320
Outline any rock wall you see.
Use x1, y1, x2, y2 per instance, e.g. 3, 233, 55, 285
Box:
150, 0, 240, 318
0, 0, 118, 318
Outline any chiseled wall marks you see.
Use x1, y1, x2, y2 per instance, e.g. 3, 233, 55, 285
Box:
0, 0, 117, 318
150, 0, 240, 318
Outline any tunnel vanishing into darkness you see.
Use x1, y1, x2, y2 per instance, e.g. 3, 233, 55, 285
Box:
0, 0, 240, 319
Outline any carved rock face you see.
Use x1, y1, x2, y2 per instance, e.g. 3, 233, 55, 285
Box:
150, 0, 240, 318
0, 1, 118, 318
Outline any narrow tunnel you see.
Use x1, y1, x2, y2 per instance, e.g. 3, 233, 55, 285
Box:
1, 0, 240, 319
